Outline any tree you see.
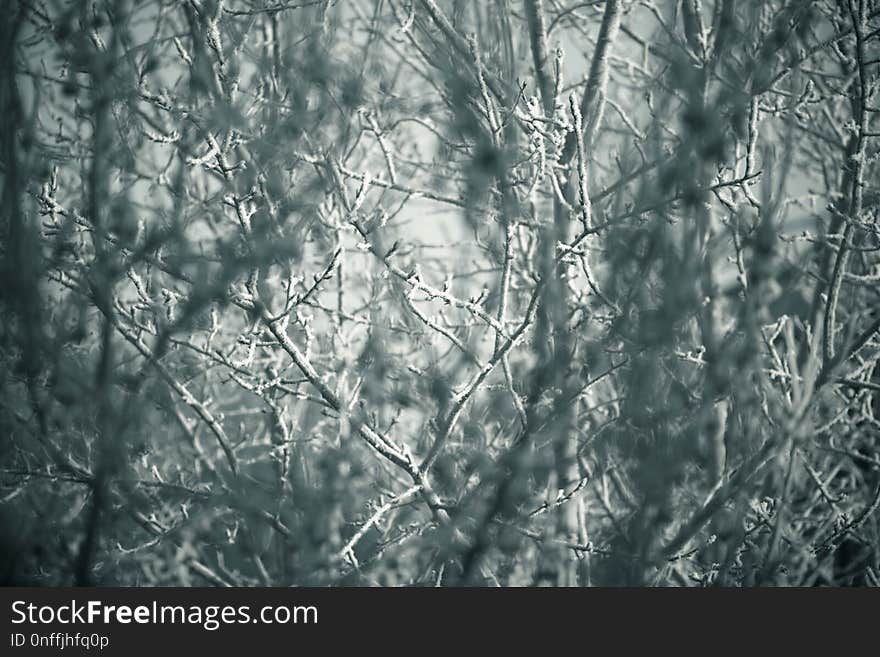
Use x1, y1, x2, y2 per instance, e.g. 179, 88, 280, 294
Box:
1, 0, 878, 586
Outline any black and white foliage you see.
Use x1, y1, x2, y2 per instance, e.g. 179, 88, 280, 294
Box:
1, 0, 879, 586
